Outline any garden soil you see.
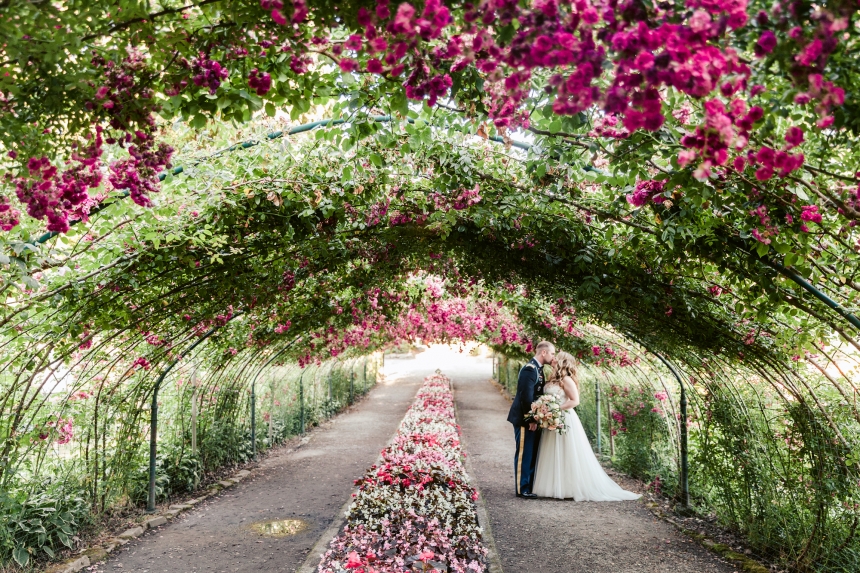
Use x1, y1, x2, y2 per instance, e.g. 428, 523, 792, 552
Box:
94, 347, 736, 573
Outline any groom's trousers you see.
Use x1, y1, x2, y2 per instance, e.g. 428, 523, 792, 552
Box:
513, 425, 540, 495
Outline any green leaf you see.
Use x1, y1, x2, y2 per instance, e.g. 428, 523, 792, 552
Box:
369, 153, 384, 167
756, 242, 770, 257
13, 546, 29, 567
190, 114, 207, 129
548, 120, 562, 134
773, 242, 791, 254
265, 102, 276, 117
392, 92, 409, 116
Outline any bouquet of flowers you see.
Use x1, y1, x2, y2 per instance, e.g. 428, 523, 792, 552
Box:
527, 394, 567, 434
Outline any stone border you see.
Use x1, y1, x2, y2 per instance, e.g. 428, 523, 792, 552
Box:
41, 469, 252, 573
452, 378, 505, 573
295, 494, 353, 573
643, 503, 770, 573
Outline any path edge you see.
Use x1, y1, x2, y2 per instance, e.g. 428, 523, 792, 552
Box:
296, 496, 353, 573
452, 377, 505, 573
296, 371, 403, 573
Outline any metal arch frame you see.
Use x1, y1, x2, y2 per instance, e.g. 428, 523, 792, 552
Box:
248, 336, 302, 458
626, 337, 690, 509
28, 115, 536, 246
146, 313, 243, 513
19, 115, 859, 336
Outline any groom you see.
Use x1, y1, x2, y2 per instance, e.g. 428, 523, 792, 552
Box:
507, 341, 556, 498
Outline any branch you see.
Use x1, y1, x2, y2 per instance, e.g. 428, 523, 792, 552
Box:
80, 0, 227, 43
803, 164, 860, 184
0, 0, 228, 67
527, 126, 588, 141
788, 175, 860, 220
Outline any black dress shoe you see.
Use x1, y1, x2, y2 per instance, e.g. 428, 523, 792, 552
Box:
520, 492, 538, 499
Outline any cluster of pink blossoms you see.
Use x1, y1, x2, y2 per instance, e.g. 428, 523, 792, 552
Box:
108, 138, 174, 207
191, 54, 230, 95
608, 384, 668, 432
365, 200, 390, 226
319, 374, 487, 573
289, 287, 530, 366
343, 0, 455, 106
626, 179, 666, 207
585, 344, 637, 368
0, 192, 19, 231
41, 417, 74, 444
248, 68, 273, 96
428, 184, 482, 212
261, 0, 308, 26
11, 127, 104, 233
678, 98, 764, 179
4, 49, 175, 232
94, 51, 174, 208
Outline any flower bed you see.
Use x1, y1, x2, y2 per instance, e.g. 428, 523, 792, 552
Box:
318, 372, 488, 573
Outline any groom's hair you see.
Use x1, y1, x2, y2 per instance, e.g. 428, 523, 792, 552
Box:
535, 340, 554, 353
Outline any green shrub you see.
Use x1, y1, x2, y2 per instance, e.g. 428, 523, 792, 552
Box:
198, 420, 254, 471
0, 478, 90, 568
128, 458, 170, 506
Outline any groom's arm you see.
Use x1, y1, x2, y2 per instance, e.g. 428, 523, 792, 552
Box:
518, 364, 538, 425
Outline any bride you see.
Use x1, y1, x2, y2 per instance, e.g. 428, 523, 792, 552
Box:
532, 351, 641, 501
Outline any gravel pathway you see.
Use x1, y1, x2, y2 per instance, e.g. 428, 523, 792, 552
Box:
96, 366, 426, 573
451, 354, 737, 573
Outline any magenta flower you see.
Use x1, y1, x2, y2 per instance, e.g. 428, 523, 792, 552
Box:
755, 31, 777, 57
345, 34, 363, 51
357, 7, 372, 27
366, 59, 384, 74
800, 205, 822, 224
796, 39, 823, 67
270, 8, 287, 25
784, 126, 804, 148
248, 68, 272, 96
626, 179, 666, 207
339, 58, 359, 72
389, 3, 416, 36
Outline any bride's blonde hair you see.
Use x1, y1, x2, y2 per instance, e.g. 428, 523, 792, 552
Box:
550, 351, 579, 390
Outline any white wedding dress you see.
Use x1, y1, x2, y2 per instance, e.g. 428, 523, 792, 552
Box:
532, 384, 641, 501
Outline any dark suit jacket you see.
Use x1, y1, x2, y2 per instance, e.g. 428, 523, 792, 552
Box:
506, 358, 546, 427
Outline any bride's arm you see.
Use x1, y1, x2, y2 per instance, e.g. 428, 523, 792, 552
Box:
559, 377, 580, 409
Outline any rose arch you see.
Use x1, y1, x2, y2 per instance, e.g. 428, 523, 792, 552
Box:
1, 1, 859, 571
